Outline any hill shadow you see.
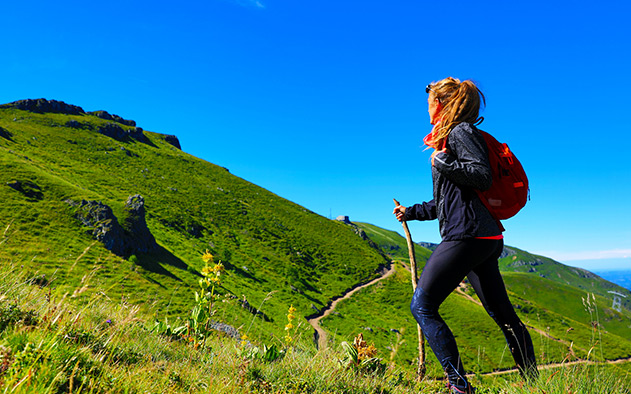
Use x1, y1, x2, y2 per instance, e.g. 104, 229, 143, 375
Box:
136, 245, 190, 281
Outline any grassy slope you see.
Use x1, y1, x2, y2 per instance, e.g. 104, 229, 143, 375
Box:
0, 104, 388, 342
352, 222, 433, 266
3, 263, 626, 394
500, 246, 631, 311
337, 222, 631, 375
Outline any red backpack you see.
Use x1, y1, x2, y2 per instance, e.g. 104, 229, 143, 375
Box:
475, 130, 529, 228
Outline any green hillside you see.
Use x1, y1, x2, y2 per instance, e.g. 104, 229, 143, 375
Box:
1, 99, 630, 381
0, 99, 389, 343
352, 222, 433, 266
348, 221, 631, 375
500, 246, 631, 311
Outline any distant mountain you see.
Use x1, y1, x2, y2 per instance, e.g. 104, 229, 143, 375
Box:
498, 246, 631, 312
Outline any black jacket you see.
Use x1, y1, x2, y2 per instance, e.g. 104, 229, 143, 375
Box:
403, 123, 502, 240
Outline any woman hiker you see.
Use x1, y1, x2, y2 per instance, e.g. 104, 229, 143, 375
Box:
393, 77, 538, 393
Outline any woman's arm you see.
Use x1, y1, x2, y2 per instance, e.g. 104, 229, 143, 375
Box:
393, 200, 437, 222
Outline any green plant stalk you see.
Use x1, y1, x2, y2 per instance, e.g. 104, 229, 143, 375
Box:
203, 284, 216, 347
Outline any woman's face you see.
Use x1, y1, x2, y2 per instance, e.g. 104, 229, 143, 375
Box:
428, 94, 441, 125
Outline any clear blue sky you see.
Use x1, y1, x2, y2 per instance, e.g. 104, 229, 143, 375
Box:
2, 0, 630, 270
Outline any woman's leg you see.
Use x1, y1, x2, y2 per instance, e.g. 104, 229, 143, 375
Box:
411, 239, 499, 390
467, 242, 538, 379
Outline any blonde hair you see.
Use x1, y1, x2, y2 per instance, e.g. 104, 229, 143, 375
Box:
427, 77, 485, 149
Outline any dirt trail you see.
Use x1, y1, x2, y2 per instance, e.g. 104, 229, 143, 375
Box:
306, 262, 631, 376
476, 356, 631, 377
307, 264, 395, 350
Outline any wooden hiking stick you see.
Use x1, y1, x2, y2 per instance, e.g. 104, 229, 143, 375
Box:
393, 198, 426, 380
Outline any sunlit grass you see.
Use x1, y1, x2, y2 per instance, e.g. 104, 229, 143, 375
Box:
1, 261, 629, 393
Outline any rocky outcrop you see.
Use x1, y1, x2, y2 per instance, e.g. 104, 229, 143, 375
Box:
129, 127, 149, 143
342, 220, 391, 264
68, 195, 158, 257
96, 123, 149, 144
571, 267, 598, 279
64, 120, 88, 129
1, 99, 85, 115
2, 98, 183, 150
501, 246, 518, 258
417, 242, 438, 251
96, 123, 127, 140
1, 99, 137, 130
120, 195, 158, 254
87, 110, 136, 127
70, 199, 127, 254
163, 134, 181, 150
510, 258, 543, 268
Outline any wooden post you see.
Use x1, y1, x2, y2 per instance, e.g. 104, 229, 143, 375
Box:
393, 198, 426, 381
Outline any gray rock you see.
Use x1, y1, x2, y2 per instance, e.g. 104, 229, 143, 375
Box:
501, 246, 518, 259
510, 259, 543, 267
88, 110, 136, 127
64, 120, 85, 129
97, 122, 127, 141
96, 123, 149, 144
69, 199, 128, 255
417, 242, 438, 251
164, 134, 181, 150
68, 195, 158, 257
121, 195, 158, 254
129, 127, 149, 143
209, 321, 240, 340
1, 99, 85, 115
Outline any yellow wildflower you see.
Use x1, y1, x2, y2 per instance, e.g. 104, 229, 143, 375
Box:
357, 344, 377, 360
202, 250, 214, 263
285, 323, 294, 330
353, 333, 377, 361
201, 265, 213, 277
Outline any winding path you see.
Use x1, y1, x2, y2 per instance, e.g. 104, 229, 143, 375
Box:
307, 264, 395, 350
305, 262, 631, 376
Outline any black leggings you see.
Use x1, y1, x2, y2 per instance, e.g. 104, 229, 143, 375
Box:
410, 239, 537, 389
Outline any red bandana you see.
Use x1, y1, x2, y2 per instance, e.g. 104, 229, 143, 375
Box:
423, 121, 444, 150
